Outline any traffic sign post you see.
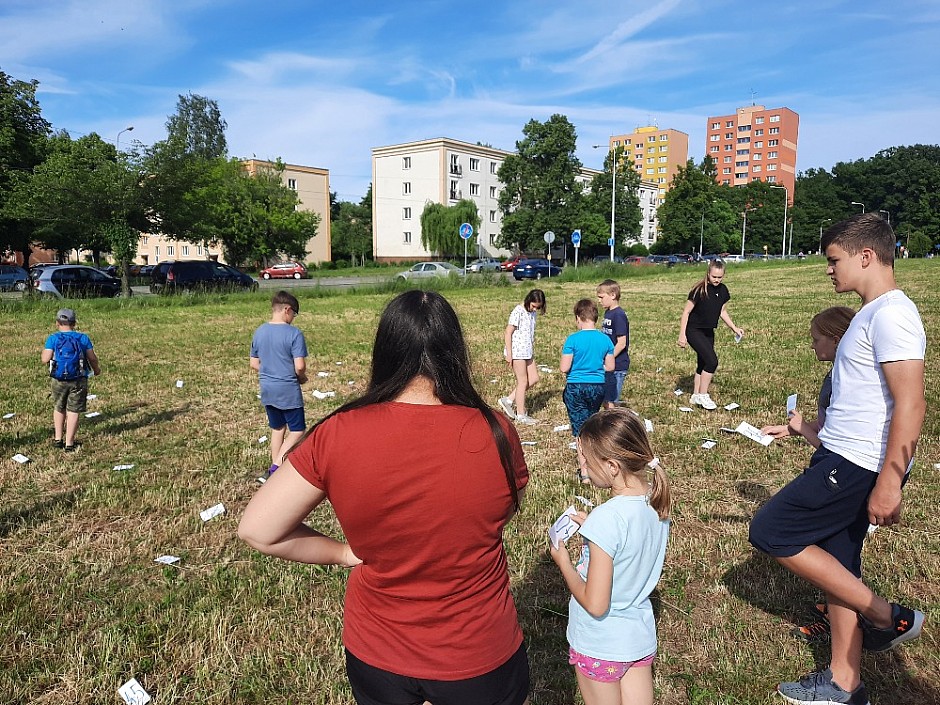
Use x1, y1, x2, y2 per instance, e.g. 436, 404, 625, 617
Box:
544, 231, 555, 278
459, 223, 473, 273
571, 229, 581, 268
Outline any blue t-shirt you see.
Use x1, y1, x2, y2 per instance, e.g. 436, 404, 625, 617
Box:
567, 495, 670, 661
562, 330, 614, 384
250, 322, 308, 410
601, 306, 630, 372
44, 331, 94, 377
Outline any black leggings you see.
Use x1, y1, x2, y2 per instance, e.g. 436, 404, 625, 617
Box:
686, 327, 718, 374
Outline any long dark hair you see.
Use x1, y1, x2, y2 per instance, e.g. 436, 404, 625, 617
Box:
690, 259, 725, 301
290, 290, 521, 508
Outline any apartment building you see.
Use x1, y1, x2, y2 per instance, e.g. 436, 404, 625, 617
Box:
636, 180, 660, 248
705, 105, 799, 198
609, 126, 689, 197
136, 160, 332, 265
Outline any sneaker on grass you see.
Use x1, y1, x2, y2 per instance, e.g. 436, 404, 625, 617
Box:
777, 668, 869, 705
791, 618, 831, 644
695, 393, 718, 410
858, 602, 924, 652
515, 414, 537, 426
497, 396, 516, 419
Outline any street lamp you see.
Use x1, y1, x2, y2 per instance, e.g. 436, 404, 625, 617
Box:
818, 218, 832, 254
770, 185, 788, 256
850, 201, 865, 213
116, 125, 134, 151
593, 144, 617, 262
879, 209, 891, 226
741, 206, 755, 257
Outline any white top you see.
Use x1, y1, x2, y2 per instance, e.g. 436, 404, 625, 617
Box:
818, 290, 925, 472
507, 304, 537, 360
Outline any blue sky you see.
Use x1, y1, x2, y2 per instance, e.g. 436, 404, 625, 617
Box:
2, 0, 938, 201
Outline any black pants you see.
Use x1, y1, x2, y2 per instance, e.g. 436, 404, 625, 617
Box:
686, 327, 718, 374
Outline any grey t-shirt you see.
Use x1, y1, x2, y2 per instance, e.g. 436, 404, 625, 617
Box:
250, 322, 308, 410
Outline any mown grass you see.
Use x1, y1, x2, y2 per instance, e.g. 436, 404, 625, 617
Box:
1, 260, 938, 704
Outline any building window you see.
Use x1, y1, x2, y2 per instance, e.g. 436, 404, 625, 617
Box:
490, 162, 498, 174
738, 125, 751, 132
722, 179, 730, 185
769, 139, 779, 146
753, 153, 762, 160
648, 135, 656, 143
197, 246, 203, 255
450, 180, 459, 199
737, 137, 750, 144
737, 149, 749, 155
767, 176, 777, 183
753, 165, 762, 172
647, 146, 655, 153
755, 129, 763, 136
735, 172, 746, 179
754, 141, 763, 148
659, 145, 668, 152
725, 132, 733, 139
287, 178, 297, 190
142, 236, 149, 245
724, 156, 732, 163
711, 122, 720, 129
709, 134, 719, 142
155, 246, 160, 256
403, 207, 411, 219
490, 210, 497, 223
403, 182, 411, 194
658, 167, 667, 173
770, 115, 780, 122
469, 183, 479, 196
726, 120, 734, 128
768, 151, 778, 158
167, 246, 174, 256
710, 146, 719, 153
755, 117, 764, 124
724, 145, 733, 151
449, 154, 461, 175
646, 168, 654, 174
489, 186, 498, 198
403, 231, 411, 244
767, 164, 778, 171
660, 134, 668, 141
182, 246, 189, 256
723, 167, 731, 174
402, 156, 411, 169
647, 157, 654, 164
769, 127, 780, 134
659, 156, 668, 163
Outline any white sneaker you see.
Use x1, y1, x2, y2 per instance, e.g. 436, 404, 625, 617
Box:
515, 414, 538, 425
689, 393, 702, 405
697, 394, 717, 410
498, 396, 516, 419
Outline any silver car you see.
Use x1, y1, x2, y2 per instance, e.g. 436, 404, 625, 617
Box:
32, 264, 127, 298
396, 262, 466, 281
467, 258, 501, 273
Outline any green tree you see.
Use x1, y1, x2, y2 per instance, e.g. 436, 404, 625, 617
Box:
419, 199, 480, 258
331, 185, 373, 264
907, 231, 933, 258
581, 147, 642, 257
656, 158, 737, 254
497, 115, 584, 252
165, 93, 227, 160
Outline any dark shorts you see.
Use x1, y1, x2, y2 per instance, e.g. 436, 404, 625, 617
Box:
603, 370, 628, 403
345, 643, 529, 705
564, 382, 605, 437
748, 446, 878, 578
50, 377, 88, 414
264, 405, 306, 432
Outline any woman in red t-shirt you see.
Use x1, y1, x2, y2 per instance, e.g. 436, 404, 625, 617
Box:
239, 290, 530, 705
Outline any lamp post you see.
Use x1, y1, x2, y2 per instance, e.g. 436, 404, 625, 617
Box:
818, 218, 832, 254
741, 206, 755, 257
879, 209, 890, 226
851, 201, 865, 213
116, 125, 134, 151
593, 144, 617, 262
770, 185, 788, 256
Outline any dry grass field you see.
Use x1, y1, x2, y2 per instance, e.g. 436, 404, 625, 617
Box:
1, 259, 937, 704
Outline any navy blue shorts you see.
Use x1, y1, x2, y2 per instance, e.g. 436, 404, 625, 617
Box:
749, 446, 878, 577
563, 382, 605, 437
264, 405, 306, 432
345, 643, 529, 705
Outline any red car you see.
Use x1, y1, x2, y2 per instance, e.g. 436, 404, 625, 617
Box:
500, 256, 523, 271
260, 262, 306, 280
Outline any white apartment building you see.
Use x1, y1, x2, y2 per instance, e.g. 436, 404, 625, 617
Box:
636, 180, 660, 248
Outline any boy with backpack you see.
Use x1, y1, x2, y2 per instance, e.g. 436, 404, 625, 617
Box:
41, 309, 101, 451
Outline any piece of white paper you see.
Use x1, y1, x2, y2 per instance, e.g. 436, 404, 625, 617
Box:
175, 380, 184, 388
724, 402, 740, 411
549, 505, 580, 549
645, 419, 654, 433
678, 406, 694, 412
11, 453, 30, 464
348, 381, 356, 386
574, 495, 594, 508
118, 678, 151, 705
553, 424, 570, 432
786, 393, 798, 416
256, 476, 267, 484
84, 411, 101, 418
719, 426, 737, 433
311, 390, 336, 400
935, 463, 940, 470
200, 503, 225, 522
154, 555, 180, 565
86, 394, 98, 400
538, 366, 553, 373
735, 421, 774, 446
112, 464, 135, 471
521, 441, 537, 446
2, 412, 14, 419
656, 367, 663, 373
701, 440, 717, 449
674, 388, 683, 396
734, 331, 744, 343
568, 441, 578, 450
258, 436, 267, 444
335, 361, 344, 365
317, 371, 330, 377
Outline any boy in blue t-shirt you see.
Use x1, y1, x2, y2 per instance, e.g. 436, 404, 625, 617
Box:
560, 299, 615, 458
41, 308, 101, 451
597, 279, 630, 408
250, 291, 308, 475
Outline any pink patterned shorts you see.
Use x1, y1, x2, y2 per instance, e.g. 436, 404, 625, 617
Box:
568, 647, 655, 683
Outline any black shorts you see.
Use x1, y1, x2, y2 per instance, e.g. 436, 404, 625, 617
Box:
345, 643, 529, 705
748, 446, 878, 577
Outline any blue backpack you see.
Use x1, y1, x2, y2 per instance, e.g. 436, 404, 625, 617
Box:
50, 333, 86, 381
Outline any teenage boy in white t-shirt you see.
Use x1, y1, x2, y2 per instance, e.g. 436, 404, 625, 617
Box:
749, 213, 926, 705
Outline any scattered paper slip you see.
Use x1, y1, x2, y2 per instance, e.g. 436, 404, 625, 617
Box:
175, 380, 184, 388
256, 476, 267, 484
674, 389, 683, 397
154, 555, 180, 566
347, 381, 356, 386
935, 463, 940, 470
86, 394, 98, 400
574, 495, 594, 508
11, 453, 30, 464
735, 421, 774, 446
335, 361, 344, 365
258, 436, 267, 444
645, 419, 654, 433
113, 464, 135, 471
200, 503, 225, 522
521, 441, 537, 446
317, 371, 330, 377
734, 332, 744, 343
656, 367, 663, 373
538, 366, 553, 373
786, 393, 798, 416
678, 406, 694, 412
85, 411, 101, 418
549, 505, 580, 549
724, 403, 740, 411
2, 413, 14, 419
720, 426, 737, 433
118, 677, 151, 705
311, 390, 336, 400
553, 424, 570, 433
568, 441, 578, 450
701, 440, 717, 449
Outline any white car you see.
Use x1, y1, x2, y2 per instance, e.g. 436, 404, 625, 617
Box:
722, 254, 746, 263
467, 258, 501, 273
396, 262, 465, 281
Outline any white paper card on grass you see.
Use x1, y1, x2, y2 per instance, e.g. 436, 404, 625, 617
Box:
200, 503, 225, 522
521, 441, 537, 446
723, 403, 740, 411
113, 464, 135, 471
311, 390, 335, 400
553, 424, 570, 433
678, 406, 694, 412
701, 440, 717, 449
176, 380, 184, 388
786, 394, 798, 416
549, 506, 580, 550
574, 495, 594, 508
87, 394, 98, 400
154, 555, 180, 565
645, 419, 654, 432
2, 413, 14, 419
735, 421, 774, 446
258, 436, 267, 444
317, 371, 330, 377
673, 389, 683, 397
11, 453, 30, 464
118, 678, 151, 705
85, 411, 101, 418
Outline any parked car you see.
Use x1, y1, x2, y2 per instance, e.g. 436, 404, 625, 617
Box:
623, 256, 653, 266
722, 254, 746, 263
138, 265, 155, 277
149, 261, 175, 294
32, 264, 127, 298
512, 258, 562, 280
0, 264, 28, 292
466, 258, 501, 273
500, 256, 524, 271
154, 260, 258, 294
260, 262, 307, 280
592, 255, 624, 264
396, 262, 465, 281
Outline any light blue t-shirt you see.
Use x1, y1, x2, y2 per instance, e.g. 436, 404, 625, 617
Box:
250, 322, 308, 410
567, 495, 670, 661
562, 329, 614, 384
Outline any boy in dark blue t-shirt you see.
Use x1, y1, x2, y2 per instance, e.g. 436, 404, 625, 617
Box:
597, 279, 629, 408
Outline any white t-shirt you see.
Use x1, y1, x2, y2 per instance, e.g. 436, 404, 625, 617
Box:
507, 304, 537, 360
818, 290, 925, 472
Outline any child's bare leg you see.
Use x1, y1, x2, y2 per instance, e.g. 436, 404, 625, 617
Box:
53, 409, 66, 441
511, 359, 531, 416
620, 665, 653, 705
64, 411, 80, 446
269, 426, 287, 466
697, 370, 713, 395
276, 430, 305, 465
575, 669, 625, 705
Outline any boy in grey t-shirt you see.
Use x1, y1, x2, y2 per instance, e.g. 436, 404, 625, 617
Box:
250, 291, 308, 474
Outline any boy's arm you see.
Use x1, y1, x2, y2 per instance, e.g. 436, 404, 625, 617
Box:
612, 335, 627, 357
869, 359, 926, 526
249, 356, 260, 372
85, 349, 101, 376
294, 357, 307, 384
559, 352, 573, 374
41, 348, 53, 365
603, 353, 615, 372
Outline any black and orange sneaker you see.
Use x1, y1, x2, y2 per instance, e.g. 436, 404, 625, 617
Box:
791, 618, 831, 644
859, 602, 924, 652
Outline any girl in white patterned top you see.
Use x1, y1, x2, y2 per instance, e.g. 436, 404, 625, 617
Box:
499, 289, 546, 425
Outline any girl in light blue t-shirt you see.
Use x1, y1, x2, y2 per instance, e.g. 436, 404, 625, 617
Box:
549, 408, 671, 705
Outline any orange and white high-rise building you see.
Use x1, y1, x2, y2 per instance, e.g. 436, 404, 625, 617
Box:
609, 126, 689, 197
705, 105, 799, 198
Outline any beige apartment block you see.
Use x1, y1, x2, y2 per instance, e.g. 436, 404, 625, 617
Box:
609, 126, 689, 198
136, 235, 223, 265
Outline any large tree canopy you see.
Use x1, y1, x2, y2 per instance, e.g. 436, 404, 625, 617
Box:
420, 199, 480, 258
580, 147, 642, 257
166, 93, 228, 160
331, 185, 373, 263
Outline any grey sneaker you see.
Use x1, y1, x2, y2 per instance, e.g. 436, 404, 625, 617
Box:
515, 414, 537, 426
696, 393, 718, 410
858, 602, 924, 652
777, 669, 869, 705
498, 396, 516, 419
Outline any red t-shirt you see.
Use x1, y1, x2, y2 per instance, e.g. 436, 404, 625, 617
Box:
291, 401, 529, 680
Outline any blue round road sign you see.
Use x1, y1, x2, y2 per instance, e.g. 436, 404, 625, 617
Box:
459, 223, 473, 240
571, 229, 582, 246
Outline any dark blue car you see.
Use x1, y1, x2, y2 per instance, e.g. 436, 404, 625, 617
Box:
0, 264, 28, 292
512, 258, 562, 280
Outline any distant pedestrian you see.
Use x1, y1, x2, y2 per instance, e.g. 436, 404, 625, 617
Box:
250, 291, 308, 475
596, 279, 630, 408
41, 308, 101, 451
677, 260, 743, 409
499, 289, 546, 425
